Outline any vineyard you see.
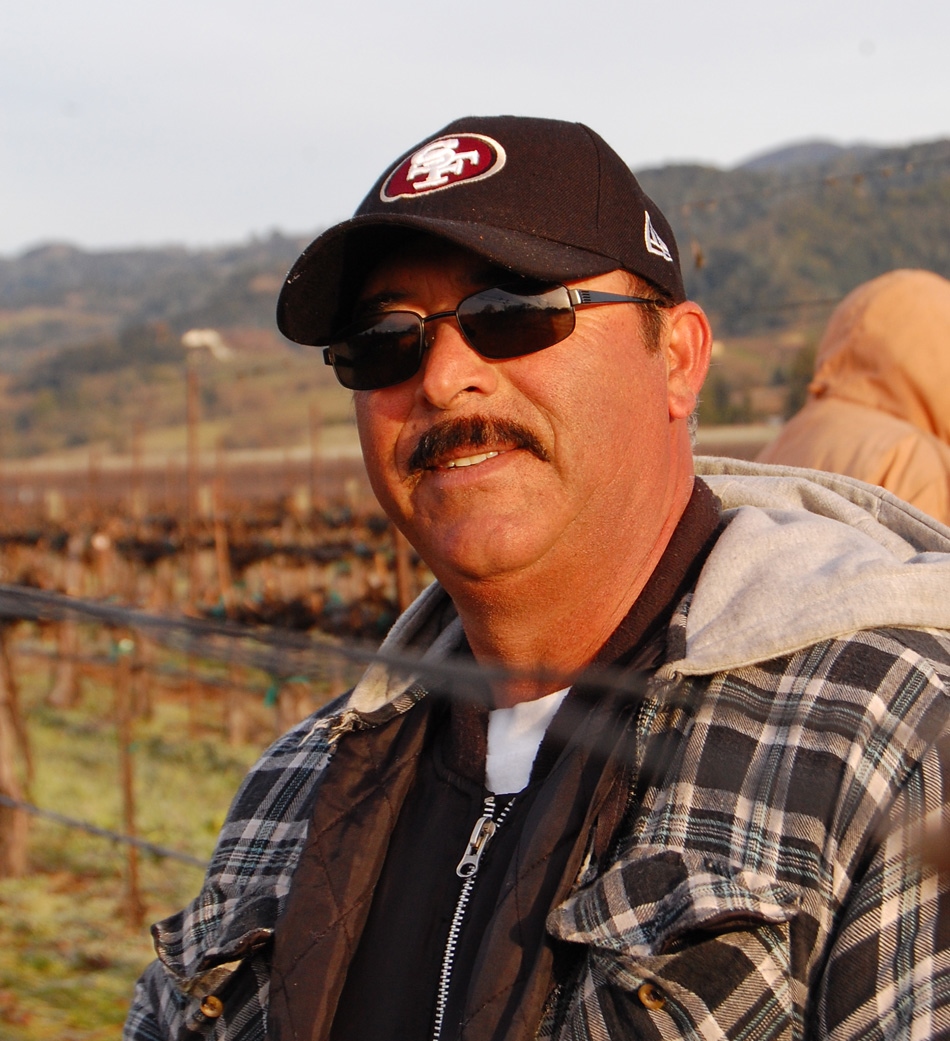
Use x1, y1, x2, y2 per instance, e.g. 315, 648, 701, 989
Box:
0, 454, 428, 1040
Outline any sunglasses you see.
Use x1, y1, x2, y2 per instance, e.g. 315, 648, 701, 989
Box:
322, 280, 664, 391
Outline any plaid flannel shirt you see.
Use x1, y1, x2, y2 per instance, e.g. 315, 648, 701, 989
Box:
125, 605, 950, 1041
540, 616, 950, 1040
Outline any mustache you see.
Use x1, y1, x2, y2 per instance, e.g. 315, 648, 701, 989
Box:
408, 416, 549, 474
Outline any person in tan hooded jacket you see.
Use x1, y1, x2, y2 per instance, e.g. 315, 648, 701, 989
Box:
758, 268, 950, 525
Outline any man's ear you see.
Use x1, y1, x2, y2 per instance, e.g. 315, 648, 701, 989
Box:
665, 301, 713, 420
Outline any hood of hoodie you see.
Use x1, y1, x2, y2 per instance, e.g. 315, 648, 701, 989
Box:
807, 268, 950, 444
673, 457, 950, 675
346, 459, 950, 713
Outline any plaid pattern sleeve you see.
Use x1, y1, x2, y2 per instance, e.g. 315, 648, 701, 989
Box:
544, 626, 950, 1041
123, 706, 343, 1040
814, 730, 950, 1039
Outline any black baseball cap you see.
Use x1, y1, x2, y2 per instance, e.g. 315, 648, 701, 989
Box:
277, 115, 685, 345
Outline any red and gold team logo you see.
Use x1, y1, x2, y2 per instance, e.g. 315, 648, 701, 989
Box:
380, 134, 506, 201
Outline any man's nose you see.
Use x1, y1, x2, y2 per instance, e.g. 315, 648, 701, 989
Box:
416, 315, 499, 409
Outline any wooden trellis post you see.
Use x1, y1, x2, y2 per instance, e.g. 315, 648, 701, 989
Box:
225, 662, 250, 748
309, 402, 322, 516
114, 633, 145, 928
47, 536, 84, 709
213, 480, 235, 617
0, 624, 30, 877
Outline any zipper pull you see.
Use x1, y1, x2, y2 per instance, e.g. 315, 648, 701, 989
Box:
456, 798, 497, 878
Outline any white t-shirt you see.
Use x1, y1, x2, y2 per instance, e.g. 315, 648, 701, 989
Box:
485, 687, 571, 794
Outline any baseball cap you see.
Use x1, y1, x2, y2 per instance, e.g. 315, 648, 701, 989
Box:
277, 115, 685, 345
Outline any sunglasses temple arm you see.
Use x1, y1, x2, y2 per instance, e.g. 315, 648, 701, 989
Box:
568, 288, 661, 307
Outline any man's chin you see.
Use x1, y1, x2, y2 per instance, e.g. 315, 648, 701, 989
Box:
413, 520, 551, 589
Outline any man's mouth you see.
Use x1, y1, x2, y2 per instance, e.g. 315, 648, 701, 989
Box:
408, 417, 548, 475
444, 451, 500, 469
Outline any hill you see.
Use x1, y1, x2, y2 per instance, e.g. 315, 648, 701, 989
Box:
2, 137, 948, 364
0, 233, 311, 371
635, 137, 950, 334
736, 140, 879, 172
1, 136, 948, 458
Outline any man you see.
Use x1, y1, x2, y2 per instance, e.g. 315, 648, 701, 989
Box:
126, 116, 950, 1040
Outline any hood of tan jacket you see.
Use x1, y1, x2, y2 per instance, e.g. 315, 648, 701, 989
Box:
757, 269, 950, 522
807, 268, 950, 443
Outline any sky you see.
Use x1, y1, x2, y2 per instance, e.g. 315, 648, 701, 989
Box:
3, 0, 949, 258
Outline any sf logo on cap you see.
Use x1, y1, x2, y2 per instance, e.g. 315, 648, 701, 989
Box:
381, 134, 506, 201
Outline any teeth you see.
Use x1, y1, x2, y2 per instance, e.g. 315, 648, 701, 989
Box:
445, 451, 500, 469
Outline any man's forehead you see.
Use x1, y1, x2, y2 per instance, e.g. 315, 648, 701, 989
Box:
357, 236, 511, 303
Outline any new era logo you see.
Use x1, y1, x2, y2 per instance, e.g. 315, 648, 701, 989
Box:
644, 211, 673, 263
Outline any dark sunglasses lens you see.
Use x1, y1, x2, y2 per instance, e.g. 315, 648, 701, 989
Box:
328, 313, 423, 390
457, 283, 576, 359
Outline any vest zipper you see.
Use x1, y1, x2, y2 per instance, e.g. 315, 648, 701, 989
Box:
432, 793, 513, 1041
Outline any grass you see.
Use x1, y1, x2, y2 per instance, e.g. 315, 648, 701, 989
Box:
1, 345, 359, 463
0, 659, 277, 1040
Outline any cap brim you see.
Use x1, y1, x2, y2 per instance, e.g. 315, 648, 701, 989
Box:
276, 213, 623, 345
